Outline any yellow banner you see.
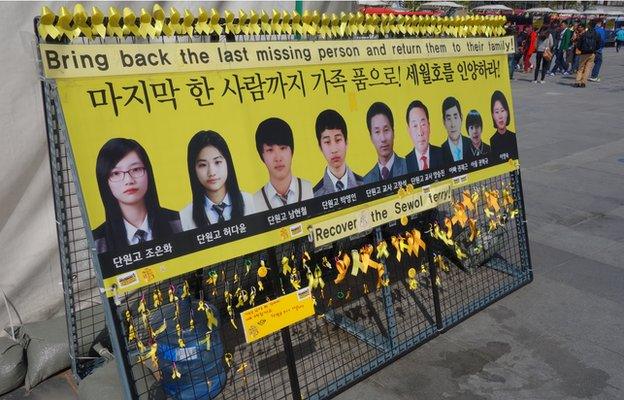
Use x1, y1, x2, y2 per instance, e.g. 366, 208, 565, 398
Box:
311, 184, 451, 246
241, 287, 315, 343
40, 37, 514, 78
51, 38, 520, 297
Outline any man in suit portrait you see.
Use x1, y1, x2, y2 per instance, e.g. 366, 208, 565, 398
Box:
440, 96, 473, 164
313, 109, 363, 197
404, 100, 443, 173
363, 102, 407, 184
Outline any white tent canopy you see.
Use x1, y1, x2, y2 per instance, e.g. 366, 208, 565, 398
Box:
555, 9, 581, 15
419, 1, 465, 9
473, 5, 513, 12
525, 7, 554, 14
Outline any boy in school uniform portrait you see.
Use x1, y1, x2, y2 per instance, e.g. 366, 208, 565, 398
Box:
440, 96, 473, 164
253, 117, 313, 212
313, 109, 363, 197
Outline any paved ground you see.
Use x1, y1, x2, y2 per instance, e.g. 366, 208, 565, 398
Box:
336, 49, 624, 400
3, 50, 623, 400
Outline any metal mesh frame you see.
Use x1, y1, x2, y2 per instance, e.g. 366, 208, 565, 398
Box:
39, 24, 533, 400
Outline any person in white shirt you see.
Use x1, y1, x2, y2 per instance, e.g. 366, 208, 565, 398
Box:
253, 118, 313, 211
313, 109, 363, 197
93, 138, 181, 254
180, 130, 254, 231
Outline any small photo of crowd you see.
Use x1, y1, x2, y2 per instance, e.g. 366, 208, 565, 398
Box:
92, 90, 516, 254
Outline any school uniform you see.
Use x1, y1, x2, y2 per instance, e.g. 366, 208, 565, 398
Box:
92, 208, 181, 254
362, 153, 408, 184
313, 166, 363, 197
179, 192, 255, 231
253, 177, 314, 212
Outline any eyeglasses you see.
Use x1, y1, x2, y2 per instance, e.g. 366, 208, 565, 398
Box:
108, 167, 146, 182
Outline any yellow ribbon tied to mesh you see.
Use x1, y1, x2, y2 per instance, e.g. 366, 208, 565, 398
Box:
38, 6, 60, 39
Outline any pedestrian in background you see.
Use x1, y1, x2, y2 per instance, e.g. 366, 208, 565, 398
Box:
551, 20, 572, 75
574, 21, 601, 88
523, 26, 537, 72
616, 26, 624, 53
547, 20, 561, 76
570, 22, 584, 73
589, 19, 606, 82
533, 26, 553, 83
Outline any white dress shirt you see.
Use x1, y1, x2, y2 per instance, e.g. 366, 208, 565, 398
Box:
124, 215, 152, 245
377, 153, 395, 177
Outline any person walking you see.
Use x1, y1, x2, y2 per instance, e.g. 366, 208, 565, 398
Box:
570, 22, 584, 73
574, 21, 601, 88
616, 26, 624, 53
589, 19, 606, 82
523, 26, 537, 72
547, 21, 561, 76
510, 25, 525, 79
552, 20, 573, 75
533, 26, 553, 83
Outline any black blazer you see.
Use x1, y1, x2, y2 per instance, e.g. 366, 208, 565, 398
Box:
441, 135, 474, 164
490, 129, 518, 160
405, 145, 444, 173
93, 208, 182, 254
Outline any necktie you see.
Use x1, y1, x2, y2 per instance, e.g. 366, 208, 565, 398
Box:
335, 180, 345, 191
420, 155, 429, 170
455, 148, 462, 161
381, 166, 390, 180
134, 229, 147, 243
212, 203, 226, 223
277, 194, 288, 206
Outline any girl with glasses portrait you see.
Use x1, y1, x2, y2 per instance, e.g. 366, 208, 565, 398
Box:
93, 138, 181, 254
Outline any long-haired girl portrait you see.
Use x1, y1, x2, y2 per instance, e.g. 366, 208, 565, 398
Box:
93, 138, 181, 254
180, 130, 254, 230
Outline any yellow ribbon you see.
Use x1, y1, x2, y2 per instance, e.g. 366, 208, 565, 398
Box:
127, 323, 136, 341
292, 11, 303, 35
408, 229, 427, 257
171, 362, 182, 379
271, 10, 282, 35
249, 286, 257, 306
281, 11, 292, 35
209, 9, 222, 36
434, 254, 450, 273
360, 244, 382, 274
72, 4, 92, 39
168, 7, 184, 35
239, 10, 250, 35
152, 289, 163, 309
195, 7, 210, 35
314, 266, 325, 289
281, 256, 292, 275
206, 308, 218, 329
182, 9, 195, 37
391, 235, 403, 262
451, 203, 468, 228
38, 6, 60, 39
152, 5, 169, 36
334, 252, 350, 284
376, 241, 390, 259
152, 319, 166, 338
181, 281, 190, 299
290, 270, 301, 290
107, 7, 124, 38
468, 217, 479, 242
407, 267, 418, 290
503, 188, 514, 207
199, 331, 212, 350
123, 7, 140, 37
57, 6, 77, 39
138, 8, 157, 38
260, 10, 271, 34
350, 249, 362, 276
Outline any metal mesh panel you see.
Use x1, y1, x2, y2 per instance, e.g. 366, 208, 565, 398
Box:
40, 21, 532, 400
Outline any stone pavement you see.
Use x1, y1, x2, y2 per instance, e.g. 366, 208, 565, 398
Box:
335, 49, 624, 400
3, 50, 623, 400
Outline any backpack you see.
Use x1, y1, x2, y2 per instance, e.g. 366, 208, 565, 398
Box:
580, 30, 598, 53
